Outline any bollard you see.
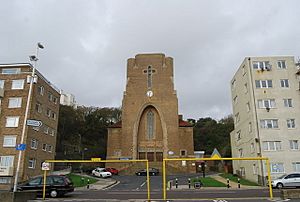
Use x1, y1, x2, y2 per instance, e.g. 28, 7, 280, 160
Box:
188, 178, 191, 189
168, 180, 172, 190
238, 178, 240, 188
175, 178, 178, 189
227, 178, 230, 188
87, 179, 90, 189
81, 177, 84, 186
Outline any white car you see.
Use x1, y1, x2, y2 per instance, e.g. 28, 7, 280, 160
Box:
92, 168, 112, 178
271, 173, 300, 188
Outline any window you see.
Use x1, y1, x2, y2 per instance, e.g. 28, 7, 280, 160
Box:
292, 162, 300, 172
8, 97, 22, 108
146, 66, 155, 89
231, 79, 236, 89
280, 79, 289, 88
239, 167, 245, 176
289, 140, 299, 150
236, 130, 241, 141
253, 164, 257, 174
233, 95, 238, 104
53, 97, 58, 104
277, 60, 286, 69
46, 109, 51, 117
270, 163, 284, 173
263, 141, 282, 151
258, 99, 276, 109
0, 156, 14, 166
284, 99, 293, 107
147, 110, 154, 140
238, 148, 243, 157
35, 103, 42, 113
2, 68, 21, 74
43, 125, 49, 134
48, 92, 53, 101
252, 61, 271, 70
37, 86, 44, 95
42, 143, 47, 151
246, 102, 250, 112
180, 150, 186, 156
248, 122, 252, 133
49, 129, 55, 136
255, 80, 273, 88
0, 80, 4, 88
28, 158, 36, 169
51, 112, 57, 120
30, 139, 38, 149
3, 136, 16, 147
244, 83, 248, 93
235, 113, 240, 124
11, 79, 24, 89
0, 177, 11, 184
5, 116, 19, 127
47, 145, 52, 153
114, 150, 121, 157
287, 119, 295, 128
242, 65, 246, 75
260, 119, 278, 129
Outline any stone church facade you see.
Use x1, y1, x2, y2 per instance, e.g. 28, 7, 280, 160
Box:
106, 53, 194, 165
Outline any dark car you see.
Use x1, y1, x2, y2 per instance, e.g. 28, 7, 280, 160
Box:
17, 175, 74, 198
136, 168, 159, 176
105, 167, 119, 175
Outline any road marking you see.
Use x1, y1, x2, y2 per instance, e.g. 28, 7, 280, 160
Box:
213, 200, 228, 202
268, 199, 290, 202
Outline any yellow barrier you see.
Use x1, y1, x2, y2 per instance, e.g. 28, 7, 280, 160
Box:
162, 157, 273, 200
43, 159, 150, 201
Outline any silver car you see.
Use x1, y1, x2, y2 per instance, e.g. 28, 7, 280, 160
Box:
271, 173, 300, 188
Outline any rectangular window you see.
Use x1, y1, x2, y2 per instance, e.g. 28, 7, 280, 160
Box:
37, 86, 44, 95
0, 177, 11, 184
252, 61, 271, 70
2, 68, 21, 74
5, 116, 19, 127
238, 148, 243, 157
11, 79, 24, 89
233, 95, 238, 104
270, 163, 284, 173
231, 79, 236, 89
250, 143, 255, 153
277, 60, 286, 69
236, 130, 241, 141
53, 97, 58, 104
255, 80, 273, 88
280, 79, 289, 88
49, 129, 55, 136
246, 102, 250, 112
292, 162, 300, 172
0, 80, 4, 88
244, 83, 248, 94
8, 97, 22, 108
284, 99, 293, 107
28, 158, 36, 169
42, 144, 47, 151
0, 156, 14, 166
47, 145, 52, 153
260, 119, 278, 129
258, 99, 276, 109
287, 119, 296, 128
43, 125, 49, 134
51, 112, 57, 120
235, 113, 240, 124
48, 92, 53, 101
289, 140, 299, 150
46, 109, 51, 117
3, 136, 17, 147
35, 103, 42, 113
263, 141, 282, 151
30, 139, 38, 149
248, 122, 252, 133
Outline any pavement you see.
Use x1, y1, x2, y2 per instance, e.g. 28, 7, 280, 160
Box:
75, 174, 118, 191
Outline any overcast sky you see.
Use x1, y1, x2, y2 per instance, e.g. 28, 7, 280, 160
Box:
1, 0, 300, 120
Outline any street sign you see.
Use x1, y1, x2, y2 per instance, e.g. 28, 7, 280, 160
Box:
26, 119, 43, 127
41, 162, 50, 171
16, 144, 26, 151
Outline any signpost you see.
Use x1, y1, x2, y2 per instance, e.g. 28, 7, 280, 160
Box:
26, 119, 43, 127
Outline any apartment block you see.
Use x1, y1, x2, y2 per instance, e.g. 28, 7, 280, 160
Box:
0, 63, 60, 189
60, 90, 77, 109
230, 56, 300, 184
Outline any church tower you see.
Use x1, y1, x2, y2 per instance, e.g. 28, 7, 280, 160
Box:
107, 53, 194, 163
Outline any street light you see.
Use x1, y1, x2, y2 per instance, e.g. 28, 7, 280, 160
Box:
13, 43, 44, 192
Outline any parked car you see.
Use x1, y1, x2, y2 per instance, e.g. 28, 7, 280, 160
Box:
271, 173, 300, 188
17, 175, 74, 198
92, 167, 112, 178
135, 168, 159, 176
105, 167, 119, 175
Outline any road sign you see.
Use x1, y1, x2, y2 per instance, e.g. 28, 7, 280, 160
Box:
16, 144, 26, 151
26, 119, 43, 127
41, 162, 50, 171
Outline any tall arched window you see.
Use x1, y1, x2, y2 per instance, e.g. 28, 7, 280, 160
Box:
147, 110, 154, 139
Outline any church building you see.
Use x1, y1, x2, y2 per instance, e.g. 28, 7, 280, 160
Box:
106, 54, 194, 167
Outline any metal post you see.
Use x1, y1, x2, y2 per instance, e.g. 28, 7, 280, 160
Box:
42, 170, 47, 200
146, 160, 150, 201
238, 178, 240, 188
266, 159, 273, 200
188, 178, 191, 189
13, 43, 44, 192
163, 159, 167, 200
175, 178, 178, 188
87, 179, 90, 189
227, 178, 230, 188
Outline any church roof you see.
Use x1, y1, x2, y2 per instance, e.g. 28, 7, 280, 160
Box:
108, 119, 193, 128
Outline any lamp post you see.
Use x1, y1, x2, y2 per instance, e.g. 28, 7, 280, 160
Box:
13, 43, 44, 192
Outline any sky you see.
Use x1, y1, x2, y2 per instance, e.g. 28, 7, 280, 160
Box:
1, 0, 300, 120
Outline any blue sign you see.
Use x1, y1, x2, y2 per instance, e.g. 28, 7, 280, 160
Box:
16, 144, 26, 151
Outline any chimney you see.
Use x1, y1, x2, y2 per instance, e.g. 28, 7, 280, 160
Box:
178, 114, 183, 120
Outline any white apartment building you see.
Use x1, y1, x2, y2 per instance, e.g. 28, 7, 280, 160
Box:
230, 56, 300, 184
60, 90, 77, 109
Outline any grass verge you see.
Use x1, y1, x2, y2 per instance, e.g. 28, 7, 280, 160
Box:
192, 177, 226, 187
219, 173, 258, 186
67, 173, 98, 187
